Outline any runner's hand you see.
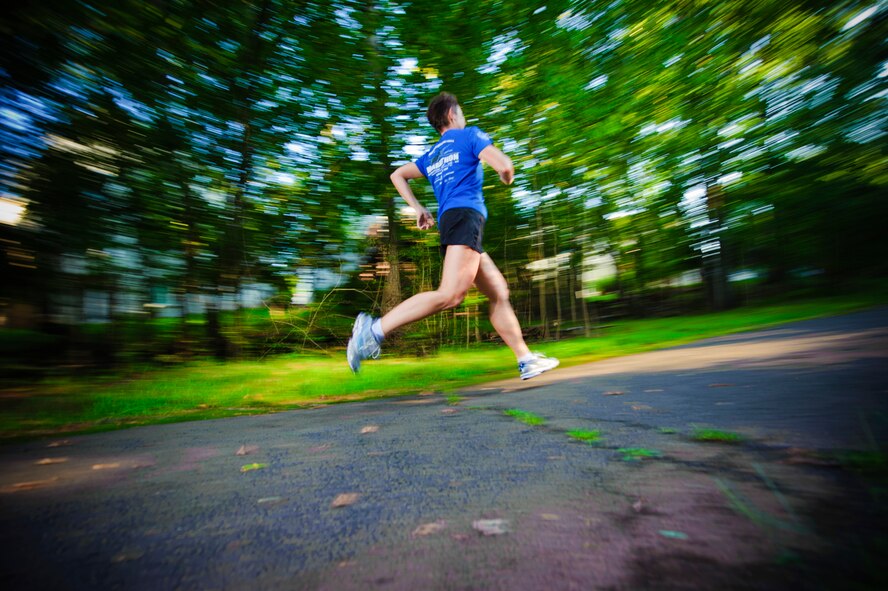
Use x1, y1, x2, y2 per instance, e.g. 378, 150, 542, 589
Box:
416, 206, 434, 230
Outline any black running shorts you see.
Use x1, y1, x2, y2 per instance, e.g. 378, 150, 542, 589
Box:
438, 207, 485, 258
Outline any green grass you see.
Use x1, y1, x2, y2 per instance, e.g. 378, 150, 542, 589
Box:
618, 447, 662, 461
446, 394, 463, 406
692, 428, 744, 443
567, 429, 602, 443
0, 290, 884, 442
503, 409, 546, 426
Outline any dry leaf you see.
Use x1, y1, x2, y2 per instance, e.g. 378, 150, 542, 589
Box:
4, 477, 58, 492
540, 513, 560, 521
360, 425, 379, 434
240, 463, 267, 473
92, 463, 121, 470
36, 458, 68, 465
47, 440, 72, 448
472, 519, 511, 536
440, 408, 459, 415
644, 389, 664, 393
631, 404, 654, 411
111, 550, 144, 563
632, 499, 644, 513
331, 493, 360, 508
257, 496, 286, 506
604, 391, 624, 396
412, 520, 447, 537
708, 383, 734, 388
235, 445, 259, 456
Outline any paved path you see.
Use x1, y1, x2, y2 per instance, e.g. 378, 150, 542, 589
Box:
1, 309, 886, 590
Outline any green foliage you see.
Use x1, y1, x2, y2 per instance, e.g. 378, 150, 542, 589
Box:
691, 428, 744, 443
0, 0, 885, 366
503, 409, 546, 426
566, 429, 601, 443
618, 448, 662, 461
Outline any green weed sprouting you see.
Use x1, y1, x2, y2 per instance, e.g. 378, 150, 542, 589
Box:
618, 447, 662, 461
567, 429, 601, 443
692, 428, 743, 443
503, 409, 545, 426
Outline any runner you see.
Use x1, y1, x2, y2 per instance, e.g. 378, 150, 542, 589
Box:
347, 92, 559, 380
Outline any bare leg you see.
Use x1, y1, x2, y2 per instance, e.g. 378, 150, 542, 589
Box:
473, 253, 532, 360
379, 245, 481, 335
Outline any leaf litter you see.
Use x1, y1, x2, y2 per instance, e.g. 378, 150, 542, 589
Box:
331, 493, 360, 508
412, 520, 447, 537
473, 519, 511, 536
236, 445, 259, 456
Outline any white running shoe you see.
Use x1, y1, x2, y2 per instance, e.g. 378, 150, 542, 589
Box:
347, 312, 381, 373
518, 352, 560, 380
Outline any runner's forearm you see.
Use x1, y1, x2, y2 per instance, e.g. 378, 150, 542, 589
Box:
390, 173, 425, 210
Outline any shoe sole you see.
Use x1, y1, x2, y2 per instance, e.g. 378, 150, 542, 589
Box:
520, 359, 560, 380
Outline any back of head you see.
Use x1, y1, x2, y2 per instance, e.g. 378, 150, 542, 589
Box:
427, 92, 459, 133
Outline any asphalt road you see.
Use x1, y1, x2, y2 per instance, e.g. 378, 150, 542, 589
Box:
1, 308, 886, 590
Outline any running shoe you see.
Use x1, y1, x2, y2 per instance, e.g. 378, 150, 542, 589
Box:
347, 312, 381, 373
518, 352, 560, 380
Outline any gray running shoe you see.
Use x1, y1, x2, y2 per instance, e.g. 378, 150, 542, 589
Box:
518, 352, 559, 380
347, 312, 381, 373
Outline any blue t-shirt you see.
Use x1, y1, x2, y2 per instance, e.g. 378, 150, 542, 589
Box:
414, 126, 493, 220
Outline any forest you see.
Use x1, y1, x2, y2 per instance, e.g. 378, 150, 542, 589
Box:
1, 0, 885, 369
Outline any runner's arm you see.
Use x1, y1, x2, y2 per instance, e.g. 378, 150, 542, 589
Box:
390, 162, 434, 230
479, 145, 514, 186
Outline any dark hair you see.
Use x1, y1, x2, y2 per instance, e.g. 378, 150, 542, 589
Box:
427, 92, 459, 133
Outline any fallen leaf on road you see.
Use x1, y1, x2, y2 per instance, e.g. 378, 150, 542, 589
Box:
240, 463, 268, 472
236, 445, 259, 456
632, 499, 645, 513
35, 458, 68, 465
540, 513, 560, 521
257, 496, 286, 505
659, 530, 689, 540
47, 440, 72, 448
644, 389, 664, 393
604, 391, 625, 396
309, 444, 332, 453
708, 383, 734, 388
111, 550, 144, 563
412, 520, 447, 537
331, 493, 360, 508
782, 448, 840, 467
631, 404, 654, 411
440, 408, 459, 415
3, 477, 58, 492
473, 519, 511, 536
360, 425, 379, 434
92, 463, 121, 470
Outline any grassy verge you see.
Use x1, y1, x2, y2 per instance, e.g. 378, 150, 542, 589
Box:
0, 290, 884, 442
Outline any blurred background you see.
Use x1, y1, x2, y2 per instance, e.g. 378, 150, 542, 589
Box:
1, 0, 885, 375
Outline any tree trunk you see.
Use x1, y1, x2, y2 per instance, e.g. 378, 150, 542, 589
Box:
703, 183, 730, 311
